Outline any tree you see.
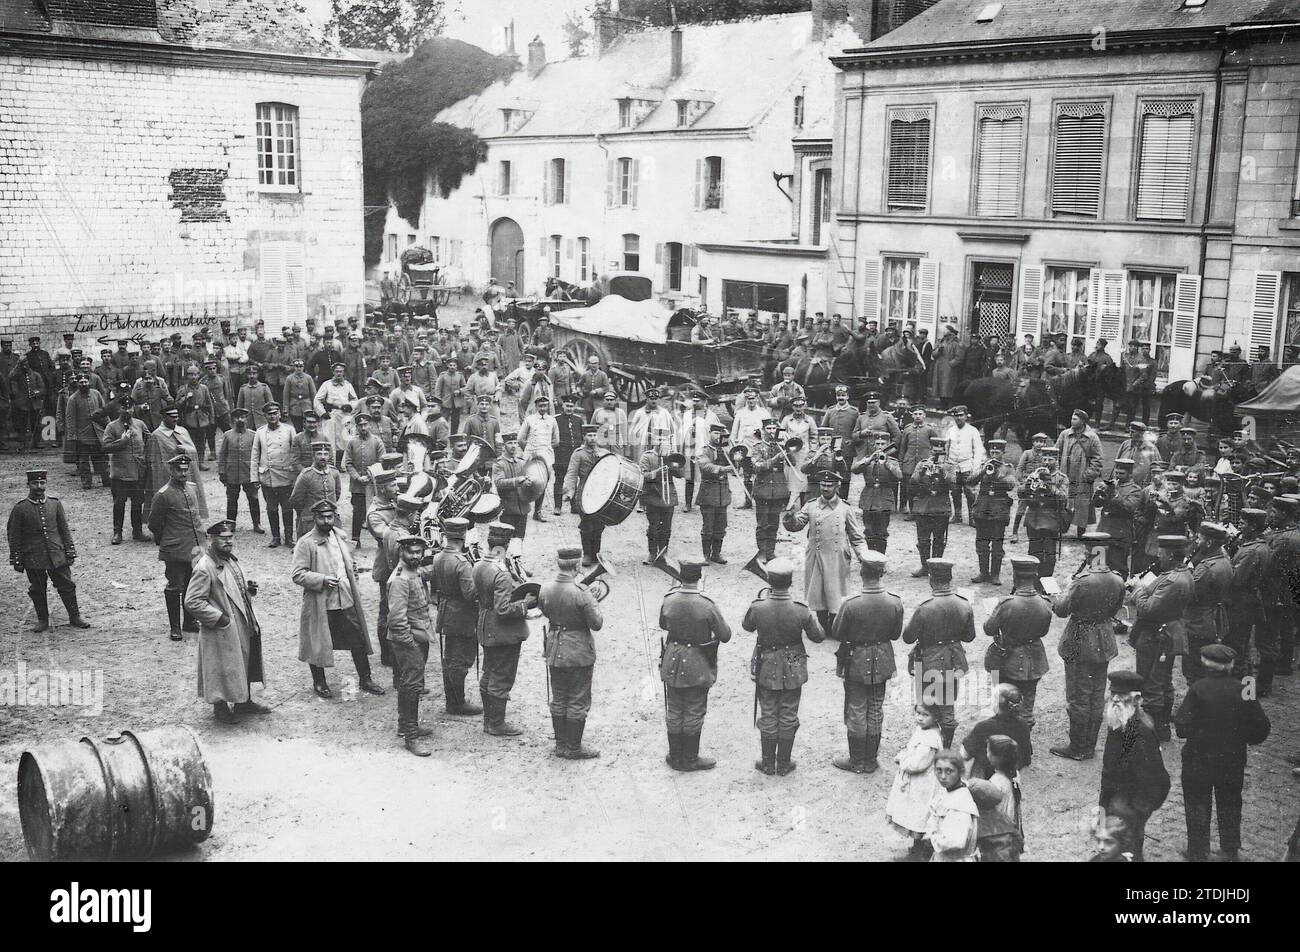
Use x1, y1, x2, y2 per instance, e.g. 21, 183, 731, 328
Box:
329, 0, 448, 52
562, 10, 592, 56
592, 0, 813, 26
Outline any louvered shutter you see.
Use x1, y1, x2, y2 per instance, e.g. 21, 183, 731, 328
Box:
510, 163, 519, 197
563, 159, 572, 205
861, 256, 883, 323
1249, 271, 1282, 364
975, 106, 1024, 218
283, 241, 306, 328
1135, 102, 1196, 221
716, 158, 725, 211
1016, 265, 1043, 342
605, 160, 614, 207
886, 108, 931, 210
542, 160, 551, 205
631, 159, 640, 209
694, 158, 702, 210
916, 259, 939, 339
1168, 274, 1201, 381
260, 241, 286, 326
1051, 102, 1105, 218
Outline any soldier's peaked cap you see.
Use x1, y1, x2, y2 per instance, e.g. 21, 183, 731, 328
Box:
1009, 555, 1040, 572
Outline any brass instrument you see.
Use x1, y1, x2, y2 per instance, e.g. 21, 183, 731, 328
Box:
577, 555, 613, 602
651, 553, 683, 583
742, 553, 771, 600
779, 436, 804, 468
983, 459, 998, 479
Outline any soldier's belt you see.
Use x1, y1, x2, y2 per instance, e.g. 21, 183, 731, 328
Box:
667, 638, 713, 647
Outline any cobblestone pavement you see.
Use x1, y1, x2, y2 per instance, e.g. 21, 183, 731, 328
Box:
0, 376, 1295, 860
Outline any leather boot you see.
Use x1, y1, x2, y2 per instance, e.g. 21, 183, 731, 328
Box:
552, 714, 568, 756
666, 732, 682, 769
403, 698, 433, 756
991, 544, 1005, 583
1257, 660, 1275, 698
233, 699, 272, 716
701, 537, 710, 559
484, 696, 523, 737
213, 702, 241, 725
833, 734, 865, 772
59, 590, 90, 628
775, 730, 797, 776
710, 541, 727, 565
29, 588, 50, 632
682, 732, 716, 771
445, 676, 482, 715
912, 542, 931, 577
863, 734, 881, 772
164, 590, 182, 640
972, 547, 990, 583
755, 735, 777, 775
111, 531, 123, 545
566, 719, 599, 759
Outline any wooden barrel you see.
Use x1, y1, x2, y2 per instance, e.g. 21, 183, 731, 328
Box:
18, 725, 214, 861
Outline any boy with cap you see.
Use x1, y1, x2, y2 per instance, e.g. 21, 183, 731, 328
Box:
909, 436, 956, 577
185, 519, 267, 725
289, 441, 342, 541
1018, 445, 1068, 577
563, 424, 610, 565
1182, 522, 1234, 686
427, 516, 482, 716
147, 454, 206, 640
218, 408, 262, 533
473, 521, 536, 736
291, 498, 385, 698
971, 438, 1017, 584
695, 423, 733, 564
982, 555, 1052, 732
660, 556, 732, 771
830, 551, 901, 773
7, 469, 89, 630
852, 430, 901, 553
784, 469, 871, 634
1098, 669, 1170, 860
538, 545, 605, 759
1131, 535, 1195, 741
901, 557, 977, 748
1174, 644, 1271, 860
101, 396, 151, 544
1094, 457, 1142, 577
1050, 532, 1125, 761
387, 533, 437, 755
743, 557, 824, 775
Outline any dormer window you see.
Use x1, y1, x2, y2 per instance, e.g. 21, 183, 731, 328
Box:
616, 97, 661, 130
618, 100, 632, 129
501, 108, 534, 133
674, 98, 714, 128
677, 101, 689, 127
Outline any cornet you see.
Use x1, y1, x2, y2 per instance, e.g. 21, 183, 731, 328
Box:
779, 436, 804, 468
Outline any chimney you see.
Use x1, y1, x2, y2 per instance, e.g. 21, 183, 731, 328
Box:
811, 0, 850, 42
593, 3, 643, 57
670, 26, 683, 80
527, 35, 546, 76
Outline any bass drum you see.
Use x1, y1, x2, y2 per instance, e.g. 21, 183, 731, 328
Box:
579, 454, 644, 526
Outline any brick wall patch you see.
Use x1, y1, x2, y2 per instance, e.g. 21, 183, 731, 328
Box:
167, 168, 229, 222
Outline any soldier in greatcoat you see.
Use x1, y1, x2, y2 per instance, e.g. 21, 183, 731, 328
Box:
217, 408, 262, 532
782, 469, 870, 635
1226, 508, 1269, 688
742, 557, 824, 776
902, 558, 976, 749
63, 374, 108, 489
831, 551, 901, 773
1094, 457, 1143, 577
6, 469, 89, 631
1050, 532, 1125, 761
538, 545, 604, 759
101, 397, 151, 544
147, 453, 206, 641
386, 533, 436, 756
660, 557, 732, 772
982, 555, 1052, 731
184, 519, 267, 725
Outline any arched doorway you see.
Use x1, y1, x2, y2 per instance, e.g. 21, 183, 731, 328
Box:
490, 217, 524, 291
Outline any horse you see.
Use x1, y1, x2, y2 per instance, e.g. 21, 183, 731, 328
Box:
954, 376, 1055, 446
1046, 362, 1126, 429
1159, 377, 1258, 434
545, 277, 603, 305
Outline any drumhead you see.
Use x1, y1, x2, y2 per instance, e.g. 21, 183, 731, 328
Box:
580, 455, 621, 515
471, 492, 501, 516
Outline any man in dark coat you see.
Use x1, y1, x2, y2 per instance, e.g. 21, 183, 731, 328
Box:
982, 555, 1051, 731
147, 454, 206, 641
660, 557, 732, 771
473, 521, 535, 737
538, 545, 605, 759
1173, 644, 1270, 861
1182, 522, 1234, 686
427, 516, 482, 716
695, 424, 732, 564
1131, 534, 1195, 741
217, 408, 262, 532
902, 557, 976, 748
7, 469, 89, 631
971, 438, 1017, 584
1099, 669, 1171, 862
831, 551, 901, 773
1095, 458, 1143, 577
1226, 508, 1269, 687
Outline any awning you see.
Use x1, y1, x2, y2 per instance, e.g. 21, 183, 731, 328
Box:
1238, 365, 1300, 414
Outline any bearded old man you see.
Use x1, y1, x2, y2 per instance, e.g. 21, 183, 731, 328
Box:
1098, 670, 1170, 862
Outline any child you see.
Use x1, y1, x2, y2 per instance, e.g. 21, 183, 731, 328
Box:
1089, 814, 1135, 862
1010, 432, 1048, 542
968, 779, 1020, 862
886, 706, 943, 860
926, 750, 980, 862
976, 735, 1025, 861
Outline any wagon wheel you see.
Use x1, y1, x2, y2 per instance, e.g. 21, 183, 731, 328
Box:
396, 272, 412, 305
435, 285, 454, 307
611, 369, 648, 405
563, 337, 604, 374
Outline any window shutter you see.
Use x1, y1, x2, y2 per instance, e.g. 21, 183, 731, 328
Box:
916, 259, 939, 338
886, 109, 931, 210
563, 160, 572, 205
861, 256, 883, 323
687, 243, 697, 268
1249, 271, 1282, 364
975, 107, 1024, 218
631, 159, 640, 209
1016, 264, 1044, 342
283, 241, 306, 327
260, 241, 287, 326
655, 242, 663, 265
1168, 273, 1201, 381
716, 158, 725, 211
542, 160, 551, 205
605, 160, 614, 207
1051, 103, 1106, 217
1135, 103, 1196, 221
1086, 268, 1126, 349
694, 158, 702, 210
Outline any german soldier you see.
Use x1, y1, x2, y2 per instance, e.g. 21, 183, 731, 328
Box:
660, 556, 732, 771
909, 435, 955, 577
638, 438, 678, 565
695, 423, 732, 564
1258, 494, 1300, 688
1050, 532, 1124, 761
6, 469, 89, 631
1139, 469, 1193, 572
1130, 534, 1194, 742
147, 453, 205, 641
970, 438, 1016, 584
1018, 444, 1068, 577
1226, 508, 1269, 688
426, 516, 482, 715
902, 557, 976, 749
538, 545, 604, 759
1181, 522, 1234, 686
562, 424, 609, 566
1099, 670, 1171, 861
387, 533, 436, 756
852, 430, 901, 552
831, 550, 901, 773
750, 418, 789, 562
373, 492, 424, 677
1095, 457, 1142, 577
783, 469, 870, 634
982, 555, 1051, 732
743, 557, 824, 776
473, 521, 535, 736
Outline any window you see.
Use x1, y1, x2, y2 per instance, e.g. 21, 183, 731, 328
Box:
550, 235, 563, 279
665, 242, 683, 292
974, 104, 1024, 218
616, 157, 636, 206
430, 236, 440, 260
793, 94, 804, 128
385, 234, 398, 262
498, 160, 513, 196
677, 100, 689, 127
618, 99, 632, 128
407, 234, 417, 247
1051, 102, 1106, 218
884, 256, 921, 328
1127, 271, 1178, 376
546, 157, 567, 204
723, 280, 789, 315
578, 237, 591, 282
1135, 101, 1196, 221
1041, 267, 1091, 339
811, 168, 832, 245
698, 156, 724, 211
623, 234, 640, 272
256, 103, 298, 190
886, 107, 932, 211
1281, 273, 1300, 363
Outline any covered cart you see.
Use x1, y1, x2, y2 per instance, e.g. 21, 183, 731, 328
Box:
386, 246, 454, 306
1237, 365, 1300, 444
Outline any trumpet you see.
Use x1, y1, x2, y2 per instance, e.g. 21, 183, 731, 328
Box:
779, 436, 804, 468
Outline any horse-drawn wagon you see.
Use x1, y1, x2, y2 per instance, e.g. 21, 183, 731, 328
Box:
385, 246, 455, 306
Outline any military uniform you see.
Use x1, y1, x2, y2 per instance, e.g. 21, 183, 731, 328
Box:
288, 462, 342, 541
743, 582, 824, 774
1226, 522, 1268, 686
539, 563, 604, 758
427, 521, 481, 715
1018, 464, 1068, 577
1258, 516, 1299, 684
750, 437, 789, 561
901, 562, 976, 747
909, 452, 955, 574
659, 574, 732, 770
1182, 539, 1233, 686
638, 448, 678, 562
852, 449, 901, 552
563, 441, 608, 564
147, 476, 206, 637
1052, 555, 1124, 757
1095, 475, 1143, 578
831, 567, 902, 772
473, 542, 531, 734
6, 485, 86, 629
695, 442, 732, 563
1131, 551, 1194, 738
983, 559, 1052, 729
971, 456, 1016, 582
386, 558, 434, 750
